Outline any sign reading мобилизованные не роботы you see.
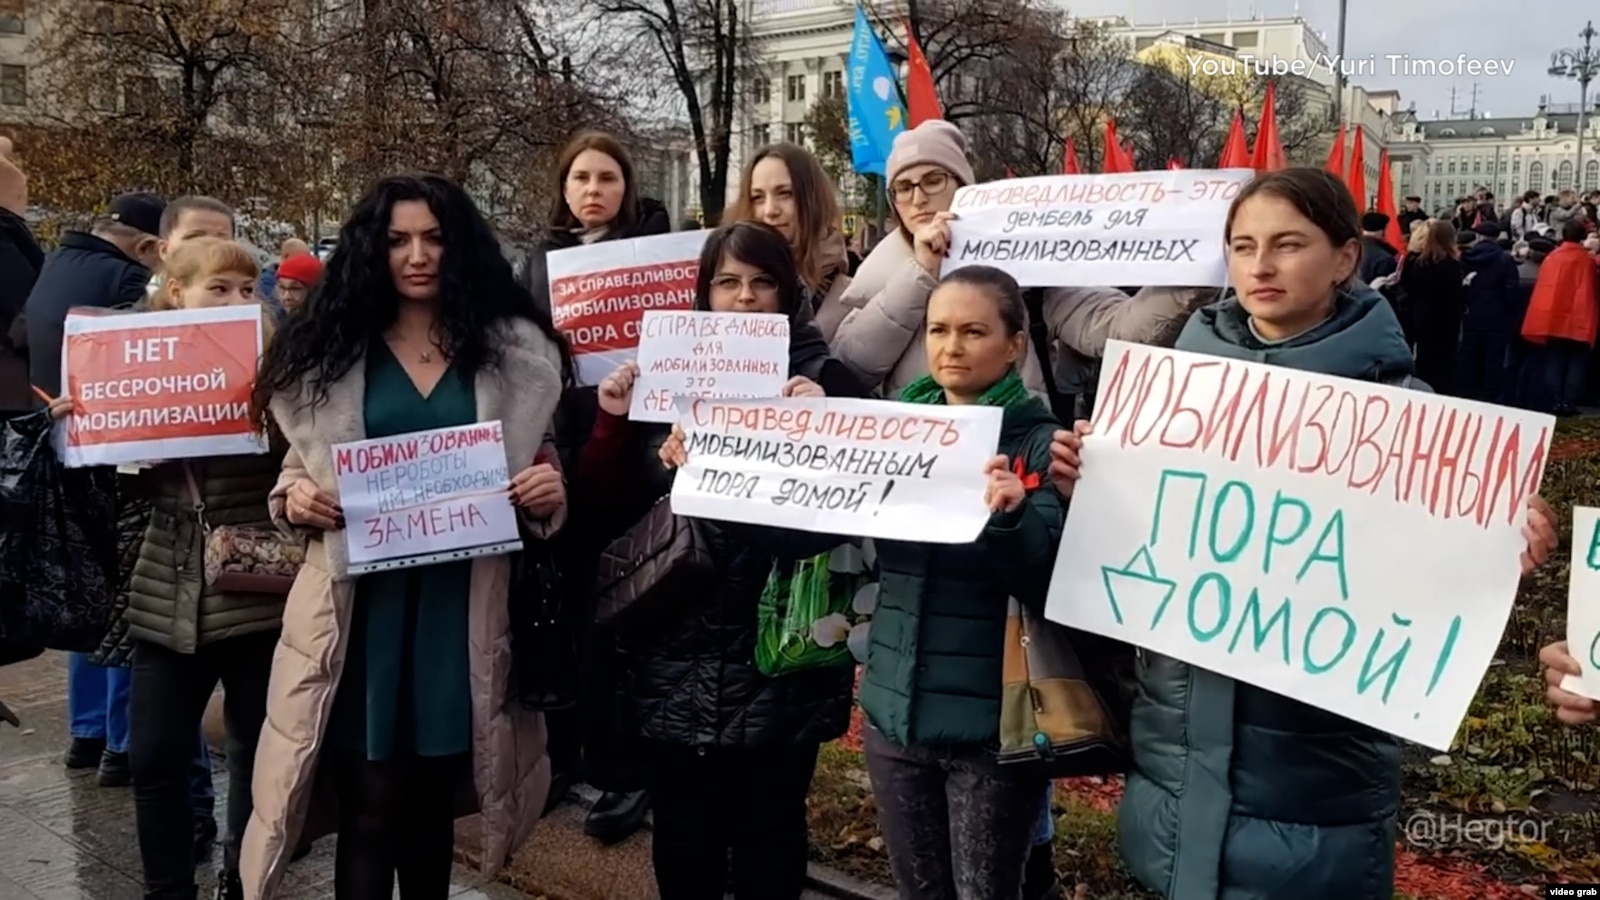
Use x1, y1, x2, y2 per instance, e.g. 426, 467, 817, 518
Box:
941, 169, 1251, 287
1046, 341, 1554, 752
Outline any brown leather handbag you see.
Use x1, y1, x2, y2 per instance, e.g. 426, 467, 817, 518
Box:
594, 495, 715, 630
997, 597, 1129, 777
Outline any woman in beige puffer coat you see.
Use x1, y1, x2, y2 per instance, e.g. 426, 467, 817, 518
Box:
831, 121, 1214, 400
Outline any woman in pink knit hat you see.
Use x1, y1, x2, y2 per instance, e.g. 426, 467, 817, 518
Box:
829, 121, 1213, 407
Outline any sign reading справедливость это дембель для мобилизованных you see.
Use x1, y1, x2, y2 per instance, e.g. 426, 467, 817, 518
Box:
1046, 340, 1553, 751
941, 169, 1251, 287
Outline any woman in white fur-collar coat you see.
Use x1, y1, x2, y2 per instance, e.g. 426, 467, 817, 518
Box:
832, 122, 1215, 400
240, 174, 571, 900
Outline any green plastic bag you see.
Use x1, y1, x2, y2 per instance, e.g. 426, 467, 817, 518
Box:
755, 541, 877, 676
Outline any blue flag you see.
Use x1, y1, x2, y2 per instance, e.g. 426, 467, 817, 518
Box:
846, 6, 906, 177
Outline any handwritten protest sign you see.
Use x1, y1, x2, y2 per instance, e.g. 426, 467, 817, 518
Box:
1045, 341, 1553, 750
1561, 507, 1600, 700
333, 421, 522, 574
56, 305, 265, 468
548, 230, 709, 385
629, 311, 789, 423
941, 169, 1251, 288
670, 397, 1002, 543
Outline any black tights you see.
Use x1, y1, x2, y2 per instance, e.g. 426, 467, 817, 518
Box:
332, 750, 467, 900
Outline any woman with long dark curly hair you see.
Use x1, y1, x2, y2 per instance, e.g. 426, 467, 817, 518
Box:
240, 173, 572, 900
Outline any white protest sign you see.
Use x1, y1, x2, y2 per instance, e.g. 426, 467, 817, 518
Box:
1561, 507, 1600, 700
547, 230, 709, 385
629, 311, 789, 423
1046, 341, 1553, 751
334, 421, 522, 575
670, 397, 1002, 543
941, 169, 1251, 288
56, 305, 266, 467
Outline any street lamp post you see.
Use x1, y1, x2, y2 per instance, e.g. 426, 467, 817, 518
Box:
1549, 21, 1599, 195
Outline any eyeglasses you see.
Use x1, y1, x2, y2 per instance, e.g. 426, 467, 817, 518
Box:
890, 171, 952, 202
710, 274, 780, 294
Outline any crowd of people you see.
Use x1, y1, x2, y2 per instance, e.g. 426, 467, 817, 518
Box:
1360, 185, 1600, 417
0, 119, 1586, 900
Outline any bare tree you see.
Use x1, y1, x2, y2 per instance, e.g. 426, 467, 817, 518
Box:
280, 0, 628, 241
27, 0, 298, 207
590, 0, 754, 224
1119, 63, 1228, 169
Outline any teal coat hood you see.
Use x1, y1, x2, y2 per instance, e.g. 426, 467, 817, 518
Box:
1177, 284, 1415, 384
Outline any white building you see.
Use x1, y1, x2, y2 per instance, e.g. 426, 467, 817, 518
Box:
1388, 100, 1600, 213
0, 0, 36, 124
701, 3, 1403, 213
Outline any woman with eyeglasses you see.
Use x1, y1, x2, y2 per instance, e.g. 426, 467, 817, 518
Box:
830, 122, 1215, 405
726, 143, 854, 340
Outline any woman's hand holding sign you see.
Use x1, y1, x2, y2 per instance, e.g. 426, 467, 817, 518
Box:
1540, 641, 1597, 725
660, 424, 687, 469
983, 455, 1025, 514
781, 376, 823, 398
912, 212, 957, 278
598, 361, 640, 417
46, 395, 74, 420
285, 478, 342, 531
1522, 495, 1557, 575
512, 462, 565, 517
1048, 420, 1092, 498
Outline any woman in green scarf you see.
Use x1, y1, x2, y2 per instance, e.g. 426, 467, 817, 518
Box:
662, 264, 1065, 900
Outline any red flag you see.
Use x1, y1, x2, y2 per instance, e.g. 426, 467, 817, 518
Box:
1062, 138, 1080, 174
1167, 157, 1184, 169
1218, 111, 1250, 168
1346, 125, 1366, 211
1326, 123, 1347, 180
1102, 120, 1134, 173
1249, 82, 1286, 172
903, 20, 942, 127
1375, 148, 1404, 252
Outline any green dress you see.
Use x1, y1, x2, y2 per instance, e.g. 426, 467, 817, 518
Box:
328, 342, 476, 760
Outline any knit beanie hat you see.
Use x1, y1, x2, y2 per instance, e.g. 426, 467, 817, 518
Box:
276, 252, 323, 285
886, 121, 976, 187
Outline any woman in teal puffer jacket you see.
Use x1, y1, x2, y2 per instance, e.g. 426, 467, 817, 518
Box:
1050, 168, 1558, 900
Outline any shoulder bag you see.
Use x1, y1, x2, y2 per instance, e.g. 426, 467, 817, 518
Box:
594, 495, 714, 631
998, 597, 1130, 777
183, 464, 303, 595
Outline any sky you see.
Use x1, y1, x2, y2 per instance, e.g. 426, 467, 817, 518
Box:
1064, 0, 1596, 121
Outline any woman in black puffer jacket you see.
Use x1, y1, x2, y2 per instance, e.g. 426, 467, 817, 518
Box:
576, 222, 868, 900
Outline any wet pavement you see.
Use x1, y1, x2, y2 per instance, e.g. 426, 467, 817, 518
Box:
0, 653, 525, 899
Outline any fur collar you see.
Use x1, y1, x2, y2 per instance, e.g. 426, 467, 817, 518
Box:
268, 317, 563, 578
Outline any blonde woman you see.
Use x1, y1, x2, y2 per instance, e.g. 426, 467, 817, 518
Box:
52, 237, 285, 900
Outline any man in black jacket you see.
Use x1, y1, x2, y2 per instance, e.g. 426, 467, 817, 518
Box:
1357, 212, 1398, 284
1458, 222, 1524, 403
0, 136, 43, 419
24, 192, 163, 401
